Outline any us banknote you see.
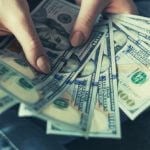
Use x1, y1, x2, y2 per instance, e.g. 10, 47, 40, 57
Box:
119, 25, 150, 46
111, 16, 150, 46
111, 19, 150, 120
18, 104, 35, 117
121, 14, 150, 23
19, 40, 105, 136
111, 14, 150, 38
1, 0, 79, 81
18, 35, 105, 132
46, 21, 120, 138
89, 21, 120, 138
0, 0, 106, 113
111, 14, 150, 29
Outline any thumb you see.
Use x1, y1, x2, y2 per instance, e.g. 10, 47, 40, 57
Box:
5, 4, 50, 73
12, 17, 50, 74
70, 0, 110, 47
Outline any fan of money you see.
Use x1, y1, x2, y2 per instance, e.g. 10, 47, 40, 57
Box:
0, 0, 149, 139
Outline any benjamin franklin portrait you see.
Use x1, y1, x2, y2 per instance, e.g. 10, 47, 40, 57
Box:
33, 17, 71, 51
114, 30, 128, 54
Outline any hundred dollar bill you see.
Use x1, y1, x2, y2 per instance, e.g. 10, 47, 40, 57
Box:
46, 23, 121, 138
118, 14, 150, 23
18, 37, 105, 132
0, 89, 18, 114
116, 21, 150, 39
0, 61, 41, 105
0, 50, 38, 80
111, 15, 150, 36
111, 15, 150, 44
120, 24, 150, 46
111, 14, 150, 29
122, 14, 150, 26
0, 0, 107, 112
89, 21, 120, 138
18, 103, 36, 117
0, 24, 106, 112
111, 21, 150, 47
112, 21, 150, 120
113, 21, 149, 54
45, 41, 106, 136
0, 0, 79, 81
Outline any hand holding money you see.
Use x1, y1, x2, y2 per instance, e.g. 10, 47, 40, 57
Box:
0, 0, 137, 73
71, 0, 138, 46
0, 0, 50, 73
0, 0, 150, 139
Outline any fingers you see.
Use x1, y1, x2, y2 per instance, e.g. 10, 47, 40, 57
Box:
105, 0, 138, 14
0, 23, 11, 36
2, 0, 50, 73
10, 16, 50, 74
70, 0, 110, 47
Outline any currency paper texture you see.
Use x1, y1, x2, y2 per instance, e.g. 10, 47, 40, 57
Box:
112, 19, 150, 120
46, 21, 121, 138
0, 0, 106, 114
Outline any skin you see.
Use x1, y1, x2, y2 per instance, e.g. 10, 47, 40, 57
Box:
0, 0, 138, 73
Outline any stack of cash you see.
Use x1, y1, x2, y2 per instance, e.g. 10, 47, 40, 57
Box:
0, 0, 149, 138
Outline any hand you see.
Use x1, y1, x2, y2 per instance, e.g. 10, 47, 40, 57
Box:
0, 0, 138, 73
70, 0, 138, 47
0, 0, 50, 73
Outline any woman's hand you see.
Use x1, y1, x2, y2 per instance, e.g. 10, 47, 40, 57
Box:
0, 0, 50, 73
0, 0, 138, 73
70, 0, 138, 47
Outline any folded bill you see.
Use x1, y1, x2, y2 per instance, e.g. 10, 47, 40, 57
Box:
111, 14, 150, 29
46, 21, 121, 138
18, 36, 105, 133
111, 14, 150, 37
1, 0, 150, 139
0, 0, 106, 113
112, 20, 150, 120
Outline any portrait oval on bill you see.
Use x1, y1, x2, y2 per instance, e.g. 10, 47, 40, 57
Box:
33, 17, 71, 51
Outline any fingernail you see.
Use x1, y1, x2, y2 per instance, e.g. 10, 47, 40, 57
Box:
70, 31, 84, 47
37, 56, 51, 74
